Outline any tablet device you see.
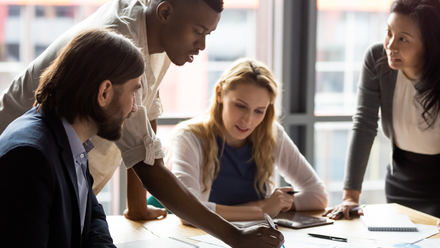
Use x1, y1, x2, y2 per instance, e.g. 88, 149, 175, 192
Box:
273, 212, 334, 229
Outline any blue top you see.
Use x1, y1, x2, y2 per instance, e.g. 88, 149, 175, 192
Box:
209, 137, 265, 205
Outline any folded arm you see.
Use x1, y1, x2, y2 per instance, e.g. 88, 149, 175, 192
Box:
0, 147, 54, 247
86, 191, 116, 247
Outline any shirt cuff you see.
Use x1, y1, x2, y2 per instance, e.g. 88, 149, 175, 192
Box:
121, 136, 165, 168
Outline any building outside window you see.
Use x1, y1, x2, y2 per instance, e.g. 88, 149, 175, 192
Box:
314, 0, 393, 206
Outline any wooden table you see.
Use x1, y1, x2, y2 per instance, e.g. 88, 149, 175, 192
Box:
107, 203, 440, 245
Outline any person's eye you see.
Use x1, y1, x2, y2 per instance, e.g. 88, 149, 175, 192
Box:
195, 30, 203, 35
399, 37, 407, 42
255, 110, 264, 115
236, 104, 246, 109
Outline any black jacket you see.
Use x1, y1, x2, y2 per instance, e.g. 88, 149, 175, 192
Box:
0, 106, 115, 248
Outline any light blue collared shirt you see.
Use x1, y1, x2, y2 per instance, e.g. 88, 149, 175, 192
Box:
61, 118, 94, 233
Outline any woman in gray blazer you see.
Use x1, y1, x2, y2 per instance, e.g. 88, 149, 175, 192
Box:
324, 0, 440, 219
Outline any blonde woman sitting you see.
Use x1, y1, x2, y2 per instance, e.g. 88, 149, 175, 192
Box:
168, 58, 328, 221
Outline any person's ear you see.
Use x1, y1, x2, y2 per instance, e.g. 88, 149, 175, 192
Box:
156, 1, 173, 24
97, 80, 113, 107
216, 85, 223, 104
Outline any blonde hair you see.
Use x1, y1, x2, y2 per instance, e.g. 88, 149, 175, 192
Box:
176, 58, 279, 195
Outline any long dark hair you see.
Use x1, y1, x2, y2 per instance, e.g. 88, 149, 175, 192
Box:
35, 28, 145, 124
390, 0, 440, 126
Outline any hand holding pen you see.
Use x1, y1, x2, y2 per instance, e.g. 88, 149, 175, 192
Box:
265, 213, 286, 248
261, 187, 297, 218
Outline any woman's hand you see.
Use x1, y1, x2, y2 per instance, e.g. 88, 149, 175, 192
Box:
437, 220, 440, 231
261, 187, 295, 218
322, 189, 363, 220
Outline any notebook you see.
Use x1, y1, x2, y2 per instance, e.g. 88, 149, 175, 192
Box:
360, 215, 417, 232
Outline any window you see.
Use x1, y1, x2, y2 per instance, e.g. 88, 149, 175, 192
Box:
1, 0, 395, 214
314, 0, 393, 205
1, 0, 271, 216
0, 0, 107, 212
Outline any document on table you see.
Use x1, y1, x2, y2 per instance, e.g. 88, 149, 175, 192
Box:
346, 224, 439, 244
189, 232, 339, 248
231, 220, 266, 228
374, 238, 440, 248
115, 238, 199, 248
413, 239, 440, 248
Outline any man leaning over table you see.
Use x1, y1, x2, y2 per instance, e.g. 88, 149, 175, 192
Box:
1, 0, 216, 221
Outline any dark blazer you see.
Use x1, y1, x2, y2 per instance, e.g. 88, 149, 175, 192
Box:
0, 106, 115, 248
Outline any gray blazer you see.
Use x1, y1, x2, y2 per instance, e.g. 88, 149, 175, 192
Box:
343, 43, 398, 192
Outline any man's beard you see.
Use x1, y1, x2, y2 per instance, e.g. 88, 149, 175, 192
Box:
96, 91, 128, 141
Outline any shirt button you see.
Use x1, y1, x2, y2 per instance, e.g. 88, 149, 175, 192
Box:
80, 154, 84, 159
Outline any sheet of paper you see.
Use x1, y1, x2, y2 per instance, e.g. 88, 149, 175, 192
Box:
189, 235, 228, 247
335, 243, 380, 248
190, 232, 340, 248
283, 232, 339, 248
197, 243, 226, 248
346, 224, 439, 244
115, 238, 199, 248
413, 239, 440, 248
231, 220, 266, 228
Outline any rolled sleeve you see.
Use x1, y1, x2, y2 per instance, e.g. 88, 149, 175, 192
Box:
274, 123, 328, 210
115, 101, 165, 168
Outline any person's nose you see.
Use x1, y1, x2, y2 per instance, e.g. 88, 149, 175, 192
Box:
196, 35, 206, 51
387, 36, 398, 54
241, 111, 251, 125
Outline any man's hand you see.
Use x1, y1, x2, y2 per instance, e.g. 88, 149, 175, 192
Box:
123, 205, 167, 221
230, 225, 284, 248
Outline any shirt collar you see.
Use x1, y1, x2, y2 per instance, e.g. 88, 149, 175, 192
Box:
61, 118, 94, 157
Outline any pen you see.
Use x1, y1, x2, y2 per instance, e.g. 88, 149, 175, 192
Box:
169, 237, 199, 247
287, 190, 300, 195
307, 233, 347, 242
264, 213, 286, 248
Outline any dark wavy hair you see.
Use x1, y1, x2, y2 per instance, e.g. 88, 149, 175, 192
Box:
390, 0, 440, 127
34, 28, 145, 124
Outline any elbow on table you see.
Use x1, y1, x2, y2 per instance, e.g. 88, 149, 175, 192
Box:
179, 217, 194, 227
